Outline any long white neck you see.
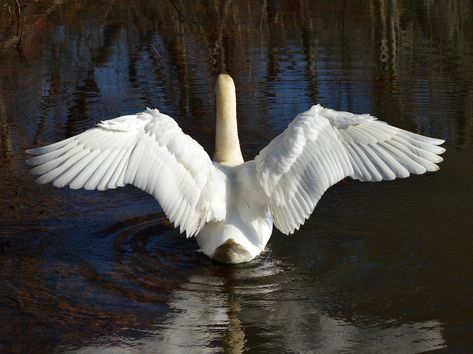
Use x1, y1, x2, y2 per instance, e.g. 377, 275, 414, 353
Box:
213, 74, 244, 166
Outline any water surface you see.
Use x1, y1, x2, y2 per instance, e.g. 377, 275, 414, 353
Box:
1, 1, 473, 353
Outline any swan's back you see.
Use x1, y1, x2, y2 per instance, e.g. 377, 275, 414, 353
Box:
195, 162, 273, 263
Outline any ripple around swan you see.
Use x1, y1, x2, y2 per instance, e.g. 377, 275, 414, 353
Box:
99, 211, 300, 291
55, 213, 307, 353
85, 213, 210, 302
75, 212, 300, 310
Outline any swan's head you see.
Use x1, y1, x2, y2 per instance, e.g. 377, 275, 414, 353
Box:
215, 74, 236, 100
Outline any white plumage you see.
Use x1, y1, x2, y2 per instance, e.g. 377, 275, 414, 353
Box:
27, 109, 225, 237
27, 74, 445, 263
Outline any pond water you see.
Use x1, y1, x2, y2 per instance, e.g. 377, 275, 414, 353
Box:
1, 1, 472, 353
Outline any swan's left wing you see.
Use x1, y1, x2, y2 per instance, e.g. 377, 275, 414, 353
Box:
255, 105, 445, 234
26, 109, 225, 236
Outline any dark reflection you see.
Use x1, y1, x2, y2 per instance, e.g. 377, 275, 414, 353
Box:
60, 243, 445, 353
1, 0, 472, 352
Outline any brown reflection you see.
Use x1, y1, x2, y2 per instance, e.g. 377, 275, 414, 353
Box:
0, 90, 11, 157
298, 0, 318, 103
223, 297, 246, 354
370, 0, 401, 79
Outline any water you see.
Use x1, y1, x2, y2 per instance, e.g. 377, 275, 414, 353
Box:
1, 1, 472, 352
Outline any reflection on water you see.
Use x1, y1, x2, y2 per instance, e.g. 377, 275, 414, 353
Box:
67, 217, 445, 354
1, 0, 473, 353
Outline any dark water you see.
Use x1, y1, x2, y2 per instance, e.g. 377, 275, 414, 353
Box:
1, 1, 472, 353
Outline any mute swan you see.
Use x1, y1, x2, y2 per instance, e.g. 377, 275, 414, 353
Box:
26, 74, 445, 264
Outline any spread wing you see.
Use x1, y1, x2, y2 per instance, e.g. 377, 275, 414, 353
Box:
26, 109, 226, 236
255, 104, 445, 235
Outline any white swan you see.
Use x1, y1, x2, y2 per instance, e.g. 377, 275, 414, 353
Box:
26, 74, 445, 263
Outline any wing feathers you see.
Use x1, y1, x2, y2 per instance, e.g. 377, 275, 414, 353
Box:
70, 150, 110, 190
369, 143, 410, 179
83, 150, 115, 190
29, 144, 82, 175
108, 146, 133, 188
54, 149, 100, 188
26, 141, 79, 166
97, 148, 128, 190
25, 137, 76, 155
256, 105, 445, 235
360, 145, 396, 180
36, 148, 89, 185
399, 129, 445, 145
26, 109, 225, 237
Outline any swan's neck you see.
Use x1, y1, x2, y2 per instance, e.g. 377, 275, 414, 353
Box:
213, 74, 244, 166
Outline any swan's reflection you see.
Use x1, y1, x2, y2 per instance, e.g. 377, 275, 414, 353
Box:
71, 253, 445, 354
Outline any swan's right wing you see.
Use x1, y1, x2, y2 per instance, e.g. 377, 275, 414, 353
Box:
26, 109, 226, 236
255, 105, 445, 235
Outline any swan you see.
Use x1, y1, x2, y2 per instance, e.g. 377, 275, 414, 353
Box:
26, 74, 445, 264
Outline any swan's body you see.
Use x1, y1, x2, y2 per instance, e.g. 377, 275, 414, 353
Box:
196, 162, 273, 263
26, 74, 445, 263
